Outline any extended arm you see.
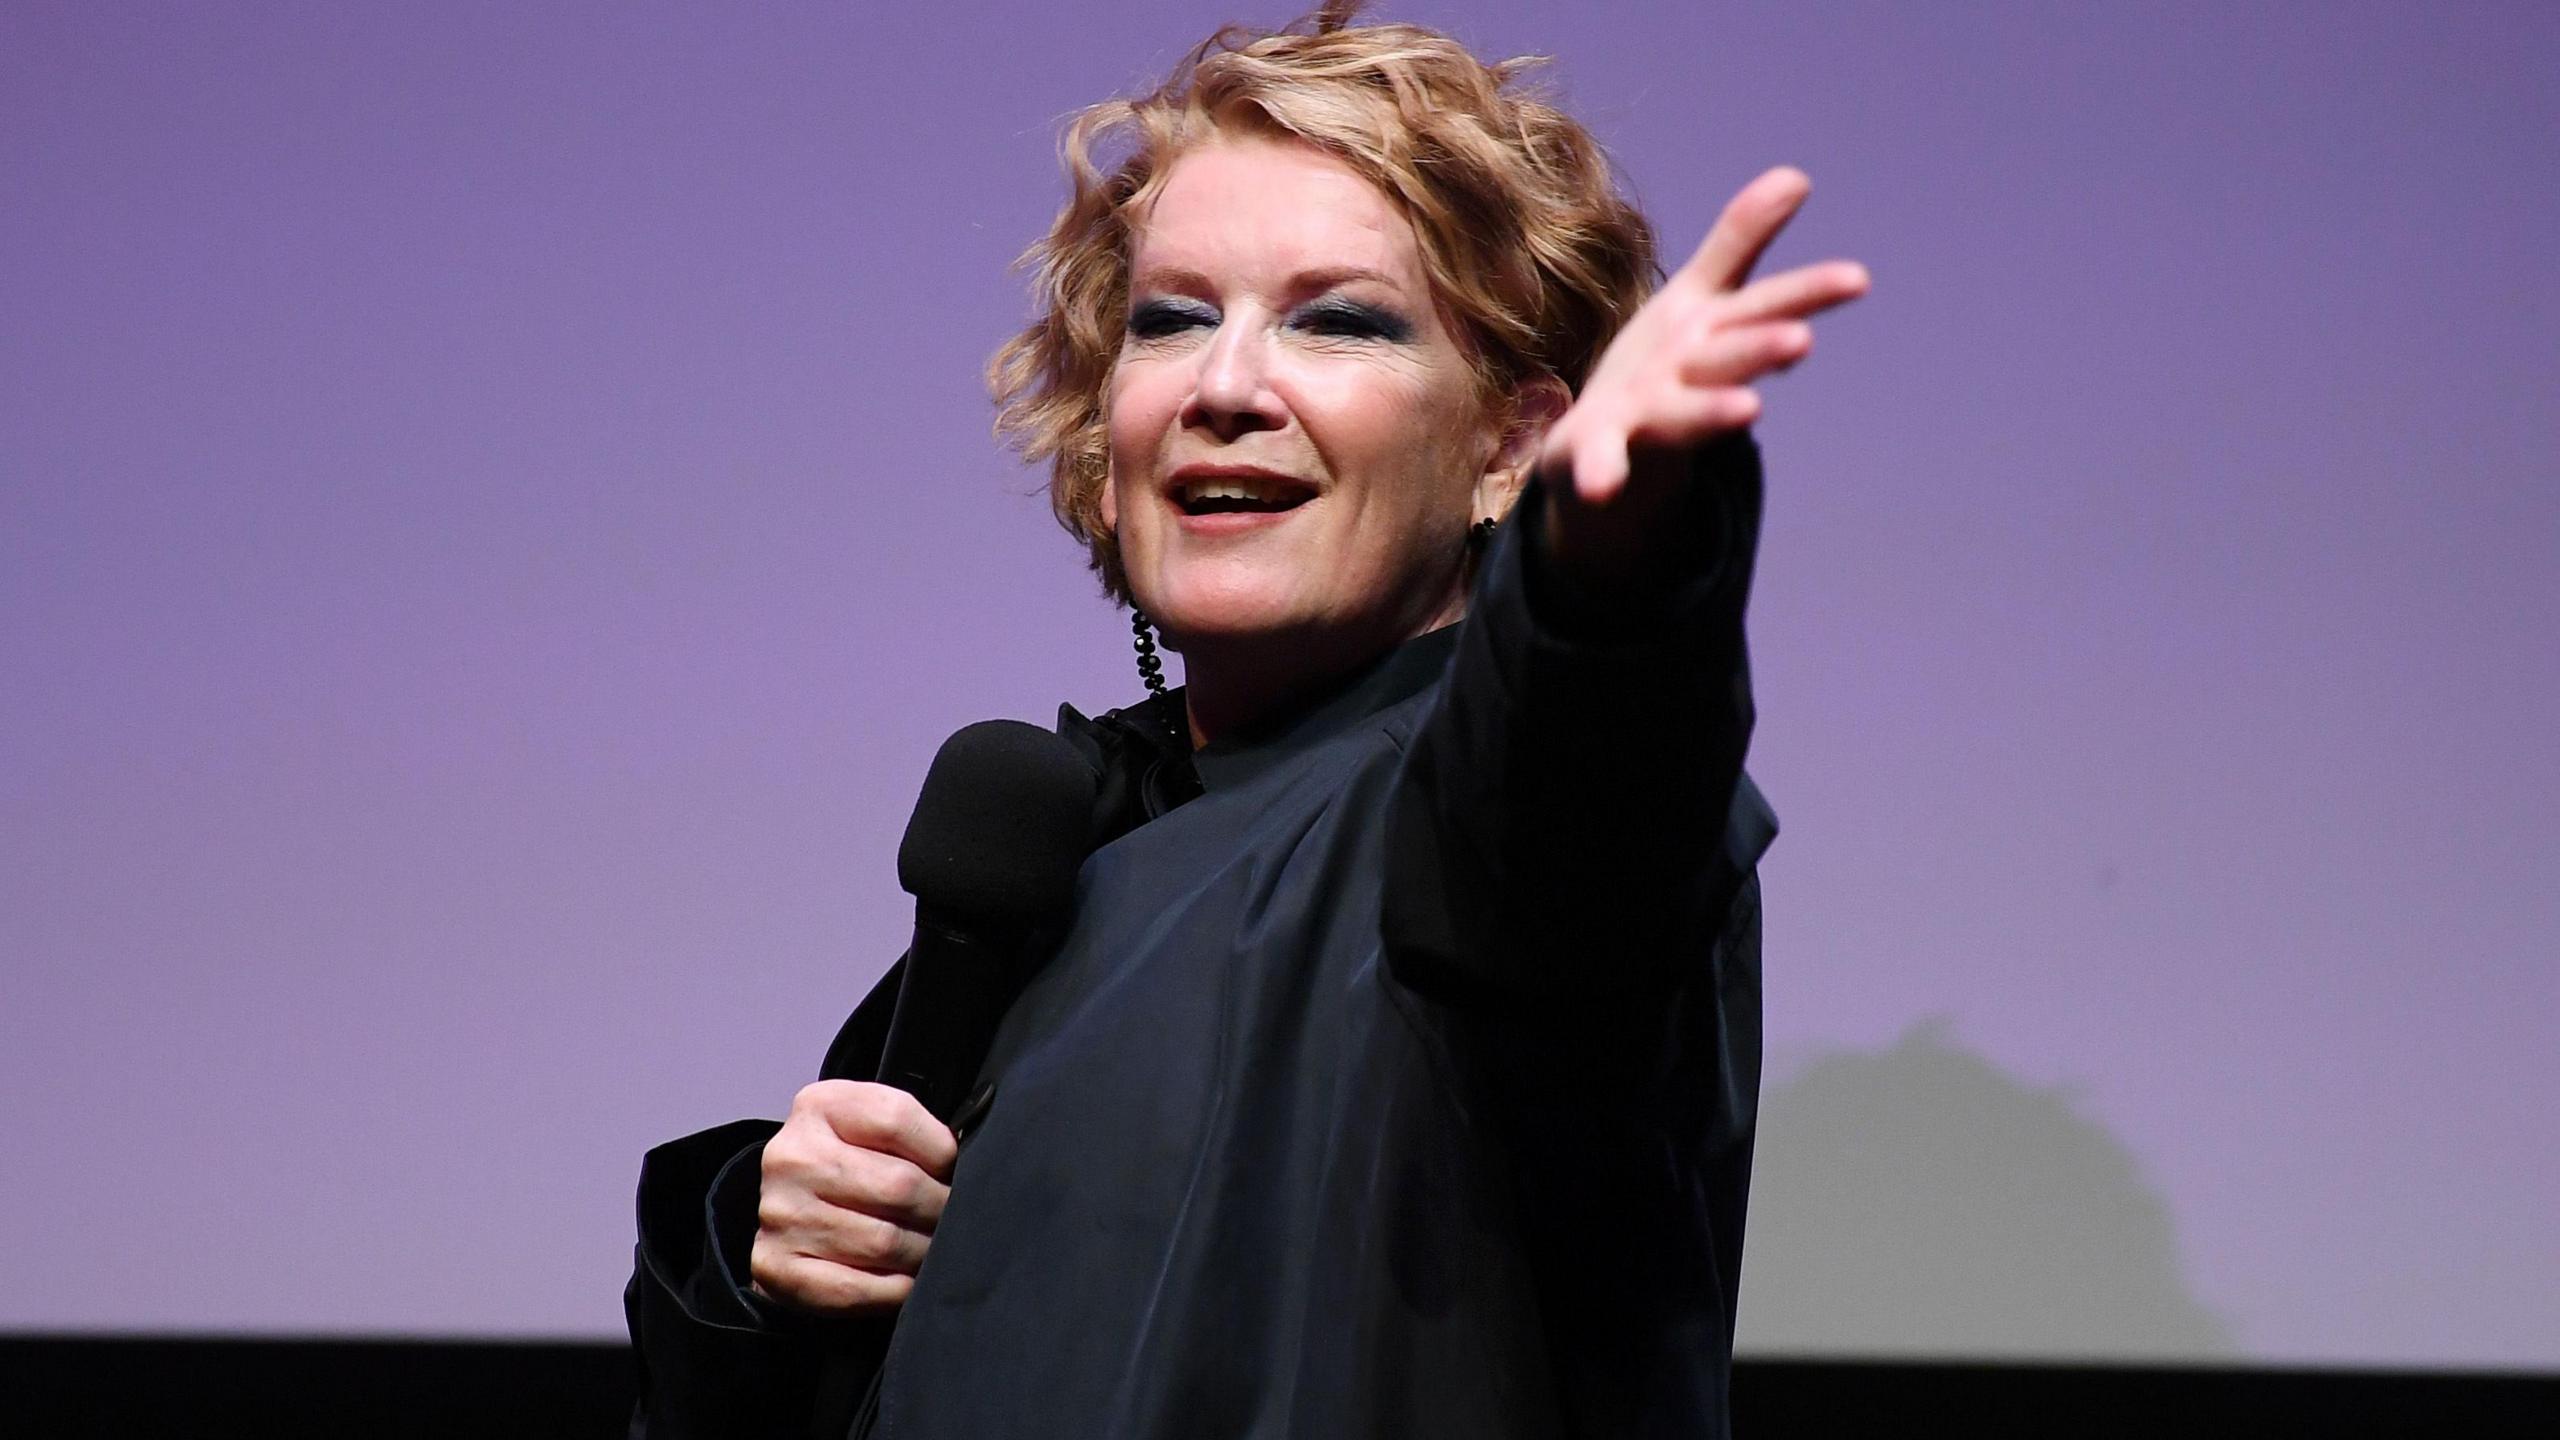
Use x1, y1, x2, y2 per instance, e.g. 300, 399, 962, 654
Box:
1383, 167, 1862, 1011
1381, 441, 1770, 1008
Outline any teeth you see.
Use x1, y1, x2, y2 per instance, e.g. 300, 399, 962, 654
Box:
1184, 479, 1286, 504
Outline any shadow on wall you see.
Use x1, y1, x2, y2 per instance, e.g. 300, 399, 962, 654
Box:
1737, 1020, 2236, 1361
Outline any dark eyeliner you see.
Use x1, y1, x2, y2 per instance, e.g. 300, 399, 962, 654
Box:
1296, 297, 1411, 342
1126, 296, 1215, 338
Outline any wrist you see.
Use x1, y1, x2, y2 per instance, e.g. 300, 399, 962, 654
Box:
1534, 434, 1750, 616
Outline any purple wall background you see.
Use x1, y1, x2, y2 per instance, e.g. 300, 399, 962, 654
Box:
4, 1, 2553, 1366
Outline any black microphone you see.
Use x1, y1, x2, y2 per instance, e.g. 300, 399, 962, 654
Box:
875, 719, 1098, 1124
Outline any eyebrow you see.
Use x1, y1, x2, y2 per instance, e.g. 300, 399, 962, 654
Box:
1129, 264, 1407, 297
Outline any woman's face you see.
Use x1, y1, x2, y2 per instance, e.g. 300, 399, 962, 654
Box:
1104, 134, 1509, 669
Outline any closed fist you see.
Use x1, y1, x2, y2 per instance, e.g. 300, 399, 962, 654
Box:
750, 1080, 958, 1315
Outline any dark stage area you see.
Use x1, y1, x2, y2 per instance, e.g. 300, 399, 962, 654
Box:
3, 1336, 2551, 1438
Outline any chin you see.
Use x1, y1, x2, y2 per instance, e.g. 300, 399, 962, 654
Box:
1133, 553, 1281, 636
1148, 592, 1308, 653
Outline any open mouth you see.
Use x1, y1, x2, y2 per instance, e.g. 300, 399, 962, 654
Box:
1175, 476, 1316, 517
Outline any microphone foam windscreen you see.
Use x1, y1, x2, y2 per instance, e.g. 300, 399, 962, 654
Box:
896, 719, 1099, 927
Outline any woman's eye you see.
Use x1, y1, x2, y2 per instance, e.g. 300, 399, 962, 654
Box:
1126, 300, 1213, 339
1295, 300, 1410, 342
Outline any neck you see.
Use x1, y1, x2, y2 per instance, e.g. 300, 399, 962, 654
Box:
1175, 589, 1467, 750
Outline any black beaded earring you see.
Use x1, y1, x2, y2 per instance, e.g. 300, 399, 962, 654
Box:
1130, 608, 1168, 696
1466, 516, 1498, 553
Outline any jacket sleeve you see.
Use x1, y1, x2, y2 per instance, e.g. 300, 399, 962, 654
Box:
1381, 435, 1776, 1014
625, 959, 909, 1439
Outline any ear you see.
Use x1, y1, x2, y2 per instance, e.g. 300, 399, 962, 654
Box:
1098, 464, 1118, 534
1473, 374, 1571, 524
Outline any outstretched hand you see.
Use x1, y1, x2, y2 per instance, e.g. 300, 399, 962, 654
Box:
1534, 166, 1867, 591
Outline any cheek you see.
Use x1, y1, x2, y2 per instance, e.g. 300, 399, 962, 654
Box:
1108, 359, 1183, 439
1104, 368, 1179, 500
1100, 372, 1147, 537
1347, 385, 1491, 521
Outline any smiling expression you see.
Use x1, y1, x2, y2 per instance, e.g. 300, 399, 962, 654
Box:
1103, 134, 1519, 678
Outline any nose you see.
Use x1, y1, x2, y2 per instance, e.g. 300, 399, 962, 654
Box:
1182, 314, 1287, 442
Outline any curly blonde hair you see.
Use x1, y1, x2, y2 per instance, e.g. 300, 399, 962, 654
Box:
987, 1, 1660, 602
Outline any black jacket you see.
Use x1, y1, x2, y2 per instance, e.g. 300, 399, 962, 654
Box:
627, 448, 1774, 1439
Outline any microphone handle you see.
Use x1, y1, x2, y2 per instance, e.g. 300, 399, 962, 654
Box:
876, 914, 1028, 1124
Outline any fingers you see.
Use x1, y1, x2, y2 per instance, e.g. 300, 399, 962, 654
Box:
1542, 311, 1824, 501
1675, 320, 1812, 387
774, 1083, 955, 1230
1554, 320, 1794, 499
797, 1080, 959, 1182
790, 1135, 951, 1231
751, 1243, 918, 1314
1679, 165, 1812, 293
1546, 395, 1758, 505
1720, 259, 1871, 327
1540, 374, 1766, 505
1544, 163, 1863, 508
752, 1081, 961, 1315
757, 1171, 936, 1276
1565, 431, 1631, 503
1627, 384, 1762, 450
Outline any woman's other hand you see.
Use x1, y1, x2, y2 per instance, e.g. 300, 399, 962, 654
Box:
1535, 166, 1868, 593
749, 1080, 958, 1315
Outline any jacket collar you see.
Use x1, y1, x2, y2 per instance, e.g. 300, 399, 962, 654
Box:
1059, 622, 1462, 839
1190, 623, 1460, 793
1057, 689, 1197, 846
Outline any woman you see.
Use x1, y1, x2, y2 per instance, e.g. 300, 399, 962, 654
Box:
628, 7, 1866, 1437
